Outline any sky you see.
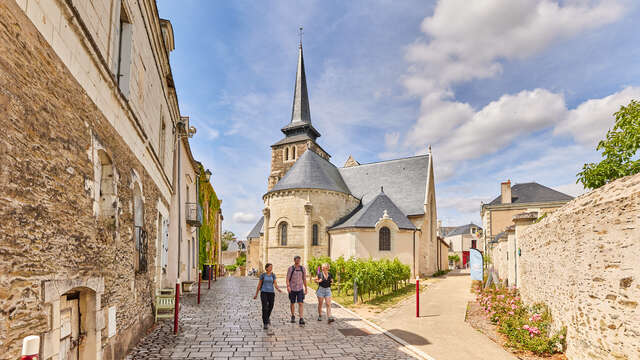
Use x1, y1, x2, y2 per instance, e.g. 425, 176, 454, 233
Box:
157, 0, 640, 237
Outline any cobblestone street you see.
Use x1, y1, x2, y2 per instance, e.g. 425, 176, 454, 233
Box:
126, 277, 419, 360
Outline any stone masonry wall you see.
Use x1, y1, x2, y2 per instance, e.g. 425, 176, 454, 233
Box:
518, 173, 640, 360
0, 2, 162, 359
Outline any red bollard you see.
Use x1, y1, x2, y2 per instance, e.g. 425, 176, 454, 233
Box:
197, 270, 201, 305
214, 264, 217, 281
174, 282, 180, 334
416, 277, 420, 318
21, 335, 39, 360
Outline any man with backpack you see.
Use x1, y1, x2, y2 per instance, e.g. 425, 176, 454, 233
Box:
286, 255, 308, 325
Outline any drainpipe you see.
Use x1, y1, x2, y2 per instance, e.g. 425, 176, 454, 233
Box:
177, 133, 182, 281
195, 167, 200, 280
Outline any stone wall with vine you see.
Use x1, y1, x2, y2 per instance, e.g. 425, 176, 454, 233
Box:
198, 163, 221, 267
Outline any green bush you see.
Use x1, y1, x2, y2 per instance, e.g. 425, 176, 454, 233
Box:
308, 256, 411, 302
235, 253, 246, 267
225, 264, 237, 272
477, 287, 566, 355
432, 269, 449, 277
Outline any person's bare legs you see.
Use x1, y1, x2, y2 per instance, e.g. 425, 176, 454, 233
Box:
290, 302, 295, 317
326, 297, 332, 319
317, 297, 324, 318
298, 302, 304, 319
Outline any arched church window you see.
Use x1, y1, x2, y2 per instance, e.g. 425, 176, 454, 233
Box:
312, 224, 319, 246
379, 226, 390, 251
280, 222, 288, 246
292, 146, 296, 159
285, 148, 289, 160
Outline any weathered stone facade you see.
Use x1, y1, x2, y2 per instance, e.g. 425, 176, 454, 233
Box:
517, 173, 640, 359
0, 0, 182, 359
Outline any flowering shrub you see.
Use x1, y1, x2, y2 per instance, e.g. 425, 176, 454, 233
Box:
476, 287, 566, 355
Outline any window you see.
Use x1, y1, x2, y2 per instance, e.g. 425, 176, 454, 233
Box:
115, 2, 132, 97
97, 150, 116, 219
312, 224, 319, 246
158, 117, 166, 166
292, 146, 296, 159
280, 222, 288, 246
471, 240, 477, 249
133, 182, 146, 272
379, 226, 390, 251
285, 148, 289, 161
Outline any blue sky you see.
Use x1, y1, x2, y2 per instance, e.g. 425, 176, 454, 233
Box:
158, 0, 640, 237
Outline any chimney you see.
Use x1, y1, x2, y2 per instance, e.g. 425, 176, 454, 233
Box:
501, 180, 512, 204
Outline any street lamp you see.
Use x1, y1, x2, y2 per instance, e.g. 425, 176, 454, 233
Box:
205, 169, 212, 182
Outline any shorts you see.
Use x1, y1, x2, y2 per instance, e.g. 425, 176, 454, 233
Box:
316, 286, 332, 298
288, 290, 305, 303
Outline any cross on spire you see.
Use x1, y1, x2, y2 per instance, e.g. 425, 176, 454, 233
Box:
298, 25, 304, 48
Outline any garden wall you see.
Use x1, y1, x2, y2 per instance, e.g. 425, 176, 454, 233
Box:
518, 173, 640, 360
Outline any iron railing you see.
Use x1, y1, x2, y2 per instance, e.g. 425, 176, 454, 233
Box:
134, 226, 148, 272
185, 202, 202, 227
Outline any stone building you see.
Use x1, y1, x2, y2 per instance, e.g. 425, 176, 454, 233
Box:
443, 223, 482, 267
249, 41, 440, 277
245, 217, 264, 273
165, 116, 201, 290
0, 1, 194, 359
481, 180, 573, 251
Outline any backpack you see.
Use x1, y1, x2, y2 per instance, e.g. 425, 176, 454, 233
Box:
288, 265, 305, 284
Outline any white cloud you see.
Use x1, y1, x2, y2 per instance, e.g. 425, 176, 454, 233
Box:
384, 132, 400, 147
232, 212, 259, 224
553, 182, 587, 198
554, 86, 640, 146
401, 0, 625, 154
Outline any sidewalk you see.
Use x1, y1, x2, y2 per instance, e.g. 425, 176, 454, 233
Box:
374, 272, 517, 360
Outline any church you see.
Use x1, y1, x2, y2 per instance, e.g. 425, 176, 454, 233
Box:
248, 40, 443, 277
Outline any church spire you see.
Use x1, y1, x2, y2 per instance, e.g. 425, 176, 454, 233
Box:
290, 27, 311, 125
281, 26, 321, 140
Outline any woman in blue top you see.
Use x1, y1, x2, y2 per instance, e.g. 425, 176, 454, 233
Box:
253, 263, 282, 329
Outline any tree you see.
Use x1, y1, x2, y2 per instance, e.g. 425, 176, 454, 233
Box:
221, 230, 236, 251
578, 100, 640, 190
448, 254, 460, 264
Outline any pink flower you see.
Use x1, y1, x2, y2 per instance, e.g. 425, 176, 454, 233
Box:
530, 313, 542, 322
511, 304, 518, 310
508, 311, 514, 315
523, 325, 530, 330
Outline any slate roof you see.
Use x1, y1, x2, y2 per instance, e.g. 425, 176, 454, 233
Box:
331, 191, 416, 230
338, 155, 429, 216
493, 231, 507, 242
444, 223, 482, 237
488, 182, 573, 205
247, 216, 264, 240
272, 133, 313, 147
270, 150, 350, 194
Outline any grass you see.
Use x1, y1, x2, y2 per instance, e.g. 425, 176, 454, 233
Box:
310, 282, 428, 311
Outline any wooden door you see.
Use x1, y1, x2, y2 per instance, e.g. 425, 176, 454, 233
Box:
60, 293, 80, 360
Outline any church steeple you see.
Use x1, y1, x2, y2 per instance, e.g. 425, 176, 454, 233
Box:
281, 27, 321, 140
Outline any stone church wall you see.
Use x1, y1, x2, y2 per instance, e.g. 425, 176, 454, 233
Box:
0, 2, 170, 359
264, 189, 359, 275
517, 173, 640, 360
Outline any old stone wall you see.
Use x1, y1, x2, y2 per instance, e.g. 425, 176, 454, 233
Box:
518, 174, 640, 360
0, 2, 164, 359
264, 189, 359, 275
491, 239, 509, 284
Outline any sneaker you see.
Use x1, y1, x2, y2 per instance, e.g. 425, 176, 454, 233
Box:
290, 315, 295, 323
328, 317, 335, 323
299, 318, 305, 325
317, 315, 323, 321
263, 323, 268, 330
